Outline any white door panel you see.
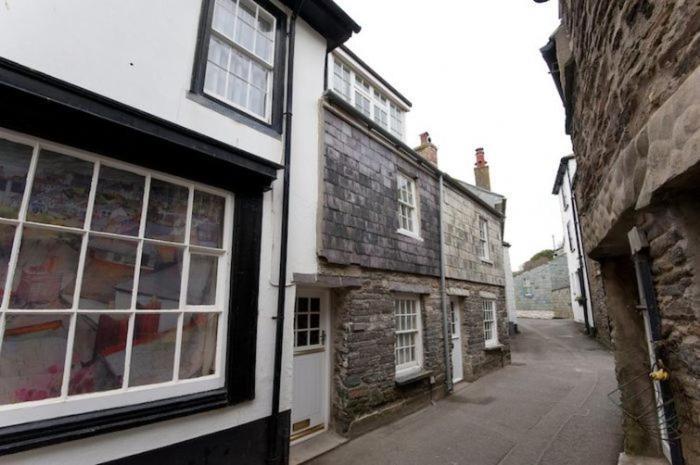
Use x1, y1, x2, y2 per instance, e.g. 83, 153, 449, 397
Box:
450, 298, 464, 383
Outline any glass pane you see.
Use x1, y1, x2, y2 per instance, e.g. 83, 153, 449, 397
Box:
212, 0, 236, 39
204, 62, 228, 97
27, 150, 93, 228
136, 243, 184, 310
250, 63, 267, 90
310, 313, 319, 329
0, 138, 32, 219
249, 87, 265, 117
296, 331, 307, 347
79, 237, 138, 309
128, 313, 178, 386
179, 313, 218, 379
297, 297, 308, 312
187, 254, 218, 305
208, 36, 230, 69
0, 314, 70, 405
310, 298, 320, 312
69, 313, 128, 395
0, 224, 15, 295
145, 179, 188, 242
230, 49, 249, 79
235, 19, 255, 51
309, 330, 319, 345
255, 33, 273, 62
227, 74, 248, 108
297, 313, 308, 330
91, 166, 144, 236
10, 227, 82, 309
190, 191, 225, 248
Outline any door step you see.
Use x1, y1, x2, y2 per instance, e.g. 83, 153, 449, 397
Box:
290, 430, 348, 465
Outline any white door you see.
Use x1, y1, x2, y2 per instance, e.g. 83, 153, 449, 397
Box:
450, 298, 464, 383
291, 290, 329, 441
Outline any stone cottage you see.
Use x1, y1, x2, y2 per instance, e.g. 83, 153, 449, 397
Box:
288, 46, 511, 445
540, 1, 700, 464
513, 249, 572, 319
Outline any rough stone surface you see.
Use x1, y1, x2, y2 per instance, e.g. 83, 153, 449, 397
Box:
513, 252, 572, 318
556, 1, 700, 462
321, 263, 509, 436
587, 257, 614, 349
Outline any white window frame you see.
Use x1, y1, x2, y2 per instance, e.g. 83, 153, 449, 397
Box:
396, 173, 421, 239
523, 279, 533, 297
0, 127, 234, 428
394, 295, 423, 375
482, 299, 498, 348
478, 216, 490, 261
327, 54, 406, 140
203, 0, 276, 122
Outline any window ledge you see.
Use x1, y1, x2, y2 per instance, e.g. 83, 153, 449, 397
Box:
480, 257, 493, 264
397, 228, 423, 241
395, 368, 432, 386
484, 343, 505, 352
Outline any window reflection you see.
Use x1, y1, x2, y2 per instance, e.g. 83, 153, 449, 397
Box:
179, 313, 218, 379
128, 313, 178, 387
91, 166, 144, 236
0, 138, 32, 219
145, 179, 188, 243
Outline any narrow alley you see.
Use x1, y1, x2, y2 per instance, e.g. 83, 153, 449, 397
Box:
308, 320, 623, 465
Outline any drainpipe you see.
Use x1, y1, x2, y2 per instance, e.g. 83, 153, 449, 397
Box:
438, 173, 453, 393
267, 2, 303, 463
628, 227, 684, 465
565, 162, 592, 334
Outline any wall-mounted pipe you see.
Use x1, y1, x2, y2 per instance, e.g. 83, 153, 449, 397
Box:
438, 173, 453, 393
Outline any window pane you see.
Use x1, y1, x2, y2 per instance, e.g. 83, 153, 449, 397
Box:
250, 62, 267, 89
0, 314, 70, 405
249, 87, 265, 117
79, 237, 138, 309
27, 150, 93, 228
212, 0, 236, 39
208, 36, 230, 69
69, 313, 128, 395
187, 254, 218, 305
0, 224, 15, 293
255, 33, 273, 62
91, 166, 144, 236
230, 49, 249, 79
297, 313, 308, 330
227, 74, 248, 108
0, 138, 32, 219
10, 227, 81, 309
309, 330, 319, 345
191, 190, 225, 248
179, 313, 218, 379
296, 331, 307, 347
128, 313, 178, 386
136, 243, 183, 310
145, 179, 188, 243
235, 16, 255, 51
204, 61, 228, 97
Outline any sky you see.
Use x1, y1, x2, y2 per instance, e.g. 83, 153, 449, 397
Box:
334, 0, 573, 271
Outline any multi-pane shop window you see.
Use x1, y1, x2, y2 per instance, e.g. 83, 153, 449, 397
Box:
0, 132, 232, 427
329, 56, 405, 139
294, 296, 321, 349
482, 300, 498, 347
394, 297, 422, 373
478, 216, 490, 260
397, 173, 419, 235
204, 0, 276, 120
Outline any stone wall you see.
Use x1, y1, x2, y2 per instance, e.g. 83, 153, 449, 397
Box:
513, 253, 572, 318
321, 109, 440, 276
322, 264, 508, 436
443, 185, 505, 286
586, 257, 613, 348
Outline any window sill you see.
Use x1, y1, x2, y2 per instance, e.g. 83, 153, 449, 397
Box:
186, 91, 282, 138
397, 228, 423, 241
484, 343, 504, 352
395, 368, 432, 386
480, 257, 493, 264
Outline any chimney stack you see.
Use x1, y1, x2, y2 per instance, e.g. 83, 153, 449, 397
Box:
474, 147, 491, 190
415, 132, 438, 166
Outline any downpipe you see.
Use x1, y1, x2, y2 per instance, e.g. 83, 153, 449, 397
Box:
267, 2, 302, 463
438, 173, 453, 393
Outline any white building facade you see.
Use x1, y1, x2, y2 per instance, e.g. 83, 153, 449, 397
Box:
0, 1, 359, 464
552, 156, 594, 331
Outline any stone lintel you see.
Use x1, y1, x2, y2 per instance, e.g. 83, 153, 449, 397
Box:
447, 287, 471, 297
293, 273, 362, 289
388, 281, 432, 294
479, 291, 498, 299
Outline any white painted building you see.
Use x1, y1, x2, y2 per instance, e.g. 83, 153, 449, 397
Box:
552, 156, 594, 331
0, 1, 359, 464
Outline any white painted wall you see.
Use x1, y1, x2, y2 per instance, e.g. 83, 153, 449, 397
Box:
0, 1, 331, 463
0, 0, 282, 165
556, 158, 593, 326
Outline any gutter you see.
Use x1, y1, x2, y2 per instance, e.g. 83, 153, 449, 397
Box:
438, 173, 453, 393
267, 2, 302, 463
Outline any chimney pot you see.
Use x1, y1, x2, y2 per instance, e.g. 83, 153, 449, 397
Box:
415, 131, 438, 166
474, 146, 491, 190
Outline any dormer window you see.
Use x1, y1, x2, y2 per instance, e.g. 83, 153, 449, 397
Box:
328, 54, 406, 140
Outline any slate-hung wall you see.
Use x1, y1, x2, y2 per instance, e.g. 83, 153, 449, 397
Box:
443, 186, 504, 286
321, 110, 441, 276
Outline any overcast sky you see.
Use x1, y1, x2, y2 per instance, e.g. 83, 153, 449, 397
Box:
334, 1, 573, 271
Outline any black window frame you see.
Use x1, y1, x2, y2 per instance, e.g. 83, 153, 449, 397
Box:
190, 0, 288, 135
0, 56, 276, 456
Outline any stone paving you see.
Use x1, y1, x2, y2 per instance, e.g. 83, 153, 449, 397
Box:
307, 319, 623, 465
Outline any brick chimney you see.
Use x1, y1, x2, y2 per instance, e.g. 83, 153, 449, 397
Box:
415, 132, 438, 165
474, 147, 491, 190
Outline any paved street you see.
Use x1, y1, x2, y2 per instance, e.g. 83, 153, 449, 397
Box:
309, 319, 623, 465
